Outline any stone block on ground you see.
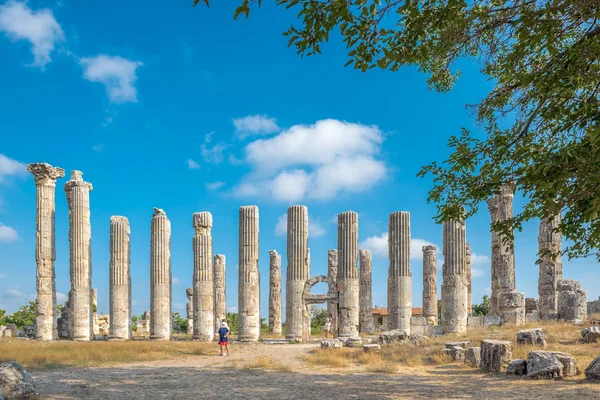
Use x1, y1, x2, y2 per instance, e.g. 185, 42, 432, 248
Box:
517, 328, 546, 348
441, 346, 466, 362
525, 298, 539, 314
483, 316, 502, 326
321, 339, 343, 349
445, 341, 470, 350
467, 316, 483, 328
411, 317, 426, 327
507, 359, 527, 376
585, 356, 600, 380
346, 337, 364, 348
557, 279, 587, 322
465, 347, 481, 368
526, 351, 578, 379
410, 334, 429, 345
361, 338, 372, 344
581, 327, 600, 343
525, 312, 539, 322
363, 344, 381, 352
480, 339, 513, 373
0, 362, 36, 399
379, 330, 408, 345
4, 324, 17, 338
499, 292, 526, 326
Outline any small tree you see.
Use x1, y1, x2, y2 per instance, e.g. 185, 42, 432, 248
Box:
226, 312, 238, 334
0, 308, 6, 326
310, 306, 328, 335
172, 312, 187, 333
473, 295, 491, 317
260, 317, 269, 334
6, 301, 36, 328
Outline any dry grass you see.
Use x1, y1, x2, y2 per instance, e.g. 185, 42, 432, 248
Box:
300, 349, 350, 368
244, 357, 293, 372
0, 339, 214, 370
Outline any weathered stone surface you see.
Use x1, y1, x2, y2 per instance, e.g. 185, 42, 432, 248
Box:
443, 346, 466, 362
507, 359, 527, 376
22, 325, 36, 338
379, 329, 408, 345
286, 206, 309, 342
517, 328, 546, 347
388, 211, 411, 335
4, 324, 17, 338
422, 245, 438, 325
28, 163, 65, 341
445, 341, 470, 350
557, 279, 587, 322
499, 291, 526, 325
56, 295, 71, 339
409, 334, 430, 345
321, 339, 343, 349
588, 297, 600, 316
150, 208, 172, 341
487, 182, 516, 316
538, 215, 563, 320
64, 170, 93, 341
0, 362, 36, 399
465, 347, 481, 368
527, 351, 578, 379
346, 337, 364, 348
109, 216, 131, 340
363, 344, 381, 352
484, 316, 502, 326
213, 255, 226, 335
441, 215, 468, 334
238, 206, 260, 342
338, 211, 359, 338
585, 356, 600, 380
480, 339, 513, 373
525, 298, 539, 314
359, 249, 374, 334
192, 212, 214, 342
327, 250, 338, 336
582, 326, 600, 343
186, 289, 193, 335
466, 243, 472, 315
268, 250, 282, 335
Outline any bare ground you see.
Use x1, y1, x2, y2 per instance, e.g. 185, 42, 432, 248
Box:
32, 342, 600, 400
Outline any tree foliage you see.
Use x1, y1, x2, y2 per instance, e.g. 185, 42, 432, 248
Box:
195, 0, 600, 261
0, 308, 6, 326
172, 312, 188, 333
311, 306, 328, 335
472, 295, 491, 316
6, 301, 37, 328
226, 312, 239, 334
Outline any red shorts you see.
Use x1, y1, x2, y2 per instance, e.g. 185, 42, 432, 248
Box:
219, 341, 228, 345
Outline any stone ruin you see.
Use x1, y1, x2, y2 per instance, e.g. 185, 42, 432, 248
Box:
557, 279, 587, 322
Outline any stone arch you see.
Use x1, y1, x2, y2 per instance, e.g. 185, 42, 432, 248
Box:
303, 275, 337, 304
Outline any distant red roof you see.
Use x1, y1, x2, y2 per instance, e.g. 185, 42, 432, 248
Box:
372, 307, 423, 316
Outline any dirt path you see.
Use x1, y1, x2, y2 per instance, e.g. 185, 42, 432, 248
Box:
33, 343, 600, 399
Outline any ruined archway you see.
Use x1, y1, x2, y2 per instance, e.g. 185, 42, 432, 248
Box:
301, 275, 338, 342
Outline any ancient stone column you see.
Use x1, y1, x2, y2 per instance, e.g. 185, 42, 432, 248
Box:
466, 243, 472, 315
327, 250, 339, 335
486, 182, 516, 316
213, 254, 226, 334
441, 216, 468, 334
286, 205, 309, 341
92, 288, 99, 335
27, 163, 65, 341
359, 249, 374, 334
192, 212, 214, 342
150, 207, 172, 341
238, 206, 260, 341
422, 245, 438, 325
269, 250, 282, 335
538, 214, 563, 320
64, 170, 93, 341
387, 211, 411, 334
109, 216, 131, 340
338, 211, 359, 338
186, 288, 193, 335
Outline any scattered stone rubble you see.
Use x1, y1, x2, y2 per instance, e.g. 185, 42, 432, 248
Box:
585, 356, 600, 381
581, 326, 600, 343
526, 351, 578, 379
517, 328, 546, 348
0, 362, 36, 399
480, 339, 513, 373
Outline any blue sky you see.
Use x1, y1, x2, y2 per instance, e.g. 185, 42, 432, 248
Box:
0, 0, 597, 318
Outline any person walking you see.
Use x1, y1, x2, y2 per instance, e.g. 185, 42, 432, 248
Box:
218, 320, 230, 356
324, 314, 333, 338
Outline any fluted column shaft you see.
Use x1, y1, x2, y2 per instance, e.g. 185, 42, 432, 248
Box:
150, 208, 172, 340
269, 250, 282, 334
186, 288, 193, 335
338, 211, 359, 338
109, 216, 131, 340
286, 205, 309, 340
422, 245, 438, 325
487, 182, 516, 316
387, 211, 411, 334
64, 170, 93, 341
466, 243, 472, 315
538, 214, 563, 319
28, 163, 64, 341
441, 217, 468, 334
238, 206, 260, 341
327, 250, 338, 335
192, 212, 214, 341
359, 249, 374, 334
213, 255, 226, 334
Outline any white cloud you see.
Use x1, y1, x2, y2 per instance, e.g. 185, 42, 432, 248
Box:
2, 288, 23, 298
233, 119, 387, 202
227, 306, 238, 313
0, 1, 64, 68
187, 159, 200, 170
80, 55, 143, 103
93, 144, 105, 152
359, 233, 438, 261
56, 292, 67, 302
471, 252, 489, 265
201, 142, 229, 164
0, 154, 27, 183
233, 114, 280, 139
471, 268, 485, 279
174, 303, 185, 311
205, 181, 225, 191
274, 212, 327, 238
172, 277, 181, 286
0, 223, 18, 243
410, 238, 436, 261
